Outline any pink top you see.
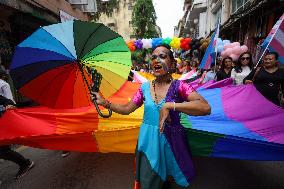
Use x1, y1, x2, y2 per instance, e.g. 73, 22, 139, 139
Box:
131, 81, 194, 107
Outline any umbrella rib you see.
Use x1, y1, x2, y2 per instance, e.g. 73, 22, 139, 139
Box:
81, 36, 124, 59
53, 66, 77, 108
78, 24, 103, 58
36, 65, 75, 106
12, 60, 72, 89
84, 59, 130, 68
95, 67, 125, 90
81, 50, 129, 60
42, 28, 76, 59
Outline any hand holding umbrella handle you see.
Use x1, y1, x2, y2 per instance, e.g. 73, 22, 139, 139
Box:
91, 93, 112, 118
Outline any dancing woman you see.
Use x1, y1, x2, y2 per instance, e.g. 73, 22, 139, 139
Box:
94, 44, 211, 189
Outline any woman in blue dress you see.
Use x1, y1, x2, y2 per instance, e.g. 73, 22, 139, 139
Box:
94, 44, 211, 189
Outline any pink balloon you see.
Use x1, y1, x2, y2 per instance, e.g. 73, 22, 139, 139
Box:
232, 46, 242, 55
229, 54, 239, 61
226, 48, 233, 56
221, 51, 226, 57
240, 45, 248, 53
232, 42, 240, 47
224, 43, 231, 50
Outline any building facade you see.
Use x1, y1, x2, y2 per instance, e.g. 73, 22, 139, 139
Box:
96, 0, 136, 40
178, 0, 284, 60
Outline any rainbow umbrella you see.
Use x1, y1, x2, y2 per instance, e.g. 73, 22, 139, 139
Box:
10, 20, 131, 116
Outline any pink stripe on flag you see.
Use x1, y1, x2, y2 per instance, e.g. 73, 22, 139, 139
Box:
204, 56, 212, 69
280, 22, 284, 31
270, 39, 284, 57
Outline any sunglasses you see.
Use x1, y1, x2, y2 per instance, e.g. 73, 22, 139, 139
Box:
241, 57, 250, 61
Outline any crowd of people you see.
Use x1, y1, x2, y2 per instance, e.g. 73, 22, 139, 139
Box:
130, 50, 284, 107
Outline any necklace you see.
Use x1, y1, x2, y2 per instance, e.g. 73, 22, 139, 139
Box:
152, 78, 173, 104
152, 80, 158, 103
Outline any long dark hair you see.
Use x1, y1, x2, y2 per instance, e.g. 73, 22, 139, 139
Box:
220, 57, 233, 71
235, 52, 253, 73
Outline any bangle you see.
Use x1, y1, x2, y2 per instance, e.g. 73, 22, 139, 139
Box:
104, 100, 112, 109
173, 102, 176, 111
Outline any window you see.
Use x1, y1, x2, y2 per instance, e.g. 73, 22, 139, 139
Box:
107, 23, 115, 27
128, 5, 133, 10
231, 0, 250, 14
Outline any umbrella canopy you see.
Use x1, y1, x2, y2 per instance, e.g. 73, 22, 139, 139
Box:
10, 20, 131, 109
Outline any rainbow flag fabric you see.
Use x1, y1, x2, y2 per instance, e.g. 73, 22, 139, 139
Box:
0, 81, 284, 160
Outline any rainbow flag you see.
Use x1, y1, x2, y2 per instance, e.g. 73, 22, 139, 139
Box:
1, 81, 284, 160
261, 13, 284, 64
199, 24, 220, 69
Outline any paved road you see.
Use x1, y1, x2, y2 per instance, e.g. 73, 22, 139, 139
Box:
0, 147, 284, 189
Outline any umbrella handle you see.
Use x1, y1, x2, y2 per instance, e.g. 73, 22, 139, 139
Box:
92, 99, 112, 118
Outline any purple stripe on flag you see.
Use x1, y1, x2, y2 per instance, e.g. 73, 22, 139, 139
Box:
223, 85, 284, 144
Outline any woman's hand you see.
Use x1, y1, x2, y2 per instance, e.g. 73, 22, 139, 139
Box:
5, 105, 16, 110
91, 92, 106, 106
159, 102, 172, 133
244, 80, 253, 84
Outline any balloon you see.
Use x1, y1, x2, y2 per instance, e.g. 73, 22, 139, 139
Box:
223, 40, 231, 44
152, 38, 163, 48
142, 39, 152, 49
127, 40, 136, 52
224, 43, 232, 50
134, 39, 143, 50
240, 45, 248, 53
229, 54, 239, 61
232, 46, 242, 55
180, 38, 191, 50
221, 51, 226, 58
223, 48, 233, 57
217, 38, 223, 45
170, 37, 181, 49
232, 42, 240, 47
217, 45, 224, 53
163, 37, 172, 45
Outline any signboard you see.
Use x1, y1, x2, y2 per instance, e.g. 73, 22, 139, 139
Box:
59, 10, 77, 22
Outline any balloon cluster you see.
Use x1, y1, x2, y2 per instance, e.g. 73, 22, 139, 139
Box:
217, 38, 248, 61
199, 38, 210, 51
126, 37, 193, 51
126, 40, 136, 52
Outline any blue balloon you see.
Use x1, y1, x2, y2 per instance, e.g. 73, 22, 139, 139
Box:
217, 38, 222, 45
223, 40, 231, 44
217, 45, 224, 53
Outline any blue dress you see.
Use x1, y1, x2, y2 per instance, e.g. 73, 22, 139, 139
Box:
135, 80, 195, 189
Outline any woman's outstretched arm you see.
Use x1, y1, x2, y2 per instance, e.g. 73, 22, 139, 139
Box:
93, 92, 141, 115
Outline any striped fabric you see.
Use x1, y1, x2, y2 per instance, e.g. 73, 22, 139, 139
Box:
261, 13, 284, 64
199, 23, 220, 69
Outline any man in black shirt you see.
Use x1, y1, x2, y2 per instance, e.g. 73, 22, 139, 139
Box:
244, 52, 284, 106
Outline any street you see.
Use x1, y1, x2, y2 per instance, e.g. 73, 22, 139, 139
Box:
0, 147, 284, 189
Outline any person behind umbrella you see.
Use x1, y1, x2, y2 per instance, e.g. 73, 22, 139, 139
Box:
216, 57, 233, 81
231, 52, 254, 85
244, 52, 284, 106
0, 70, 35, 179
93, 44, 211, 189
